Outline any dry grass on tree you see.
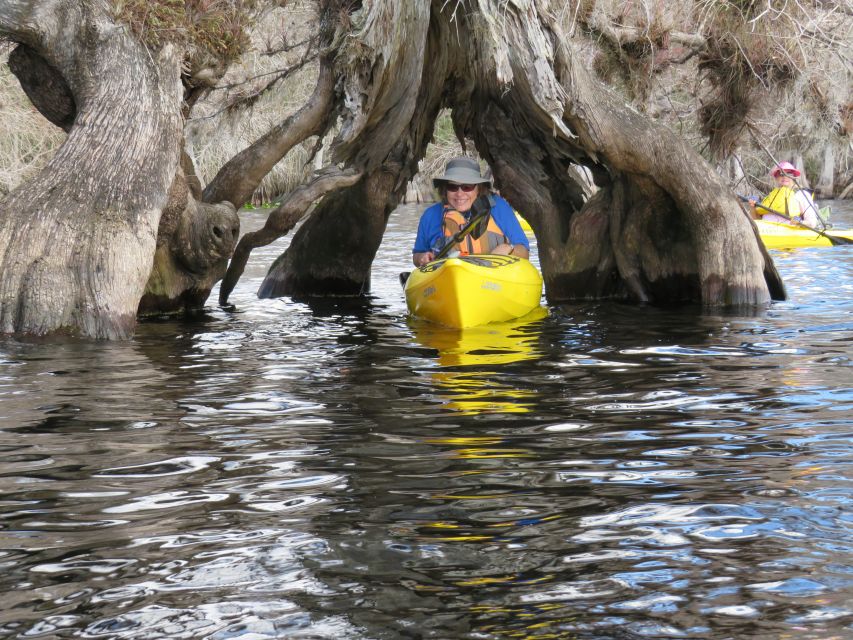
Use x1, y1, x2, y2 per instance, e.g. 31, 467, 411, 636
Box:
0, 47, 66, 197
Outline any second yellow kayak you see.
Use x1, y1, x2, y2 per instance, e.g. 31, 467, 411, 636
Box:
758, 219, 853, 249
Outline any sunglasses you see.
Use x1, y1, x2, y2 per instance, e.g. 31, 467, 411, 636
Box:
446, 183, 477, 193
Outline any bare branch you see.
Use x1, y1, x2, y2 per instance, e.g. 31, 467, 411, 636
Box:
202, 61, 336, 208
218, 166, 363, 304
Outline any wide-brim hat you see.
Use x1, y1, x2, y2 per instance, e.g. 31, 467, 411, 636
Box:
432, 157, 491, 188
771, 161, 801, 178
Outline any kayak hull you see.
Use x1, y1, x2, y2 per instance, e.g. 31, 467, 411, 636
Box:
757, 220, 853, 249
405, 255, 543, 328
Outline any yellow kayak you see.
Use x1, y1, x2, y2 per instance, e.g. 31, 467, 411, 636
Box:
405, 255, 543, 328
757, 219, 853, 249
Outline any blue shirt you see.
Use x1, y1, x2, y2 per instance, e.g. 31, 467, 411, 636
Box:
412, 195, 529, 254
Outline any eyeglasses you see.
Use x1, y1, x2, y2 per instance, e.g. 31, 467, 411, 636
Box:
446, 183, 477, 193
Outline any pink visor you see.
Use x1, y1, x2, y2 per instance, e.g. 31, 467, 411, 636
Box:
771, 161, 801, 178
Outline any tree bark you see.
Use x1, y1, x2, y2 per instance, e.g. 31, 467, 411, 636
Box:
258, 0, 445, 298
0, 0, 183, 338
137, 160, 240, 316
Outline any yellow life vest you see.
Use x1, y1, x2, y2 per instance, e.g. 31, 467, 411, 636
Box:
761, 186, 802, 220
442, 207, 508, 255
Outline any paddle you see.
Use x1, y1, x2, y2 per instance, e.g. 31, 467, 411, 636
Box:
399, 195, 495, 287
737, 195, 853, 246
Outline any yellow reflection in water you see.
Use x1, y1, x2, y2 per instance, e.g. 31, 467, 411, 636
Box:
781, 364, 814, 388
426, 436, 505, 446
413, 306, 547, 367
471, 602, 580, 639
456, 574, 556, 587
411, 307, 547, 415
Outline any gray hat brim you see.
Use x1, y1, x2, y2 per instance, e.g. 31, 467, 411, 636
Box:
432, 162, 491, 188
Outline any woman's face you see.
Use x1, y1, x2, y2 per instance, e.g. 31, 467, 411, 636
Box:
774, 173, 795, 187
446, 182, 479, 212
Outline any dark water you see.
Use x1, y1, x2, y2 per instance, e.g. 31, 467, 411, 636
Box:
1, 202, 852, 640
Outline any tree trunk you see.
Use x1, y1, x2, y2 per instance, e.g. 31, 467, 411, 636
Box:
258, 170, 399, 297
137, 158, 240, 316
220, 167, 362, 304
0, 0, 183, 338
453, 1, 783, 306
258, 0, 445, 297
815, 143, 835, 198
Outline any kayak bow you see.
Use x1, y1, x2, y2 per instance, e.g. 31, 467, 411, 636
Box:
404, 254, 543, 328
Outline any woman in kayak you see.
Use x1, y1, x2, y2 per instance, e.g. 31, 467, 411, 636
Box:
748, 161, 819, 227
412, 157, 530, 267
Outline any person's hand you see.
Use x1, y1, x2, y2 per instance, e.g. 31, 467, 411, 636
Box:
747, 198, 760, 219
492, 243, 514, 255
414, 251, 434, 267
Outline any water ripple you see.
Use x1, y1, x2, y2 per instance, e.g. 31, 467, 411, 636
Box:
103, 491, 231, 514
96, 456, 219, 478
0, 205, 852, 639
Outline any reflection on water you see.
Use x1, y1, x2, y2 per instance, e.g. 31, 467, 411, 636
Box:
411, 306, 548, 415
0, 202, 851, 639
411, 306, 548, 368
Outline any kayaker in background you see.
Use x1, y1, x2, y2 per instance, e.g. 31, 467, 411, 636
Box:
412, 157, 530, 267
748, 161, 819, 227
